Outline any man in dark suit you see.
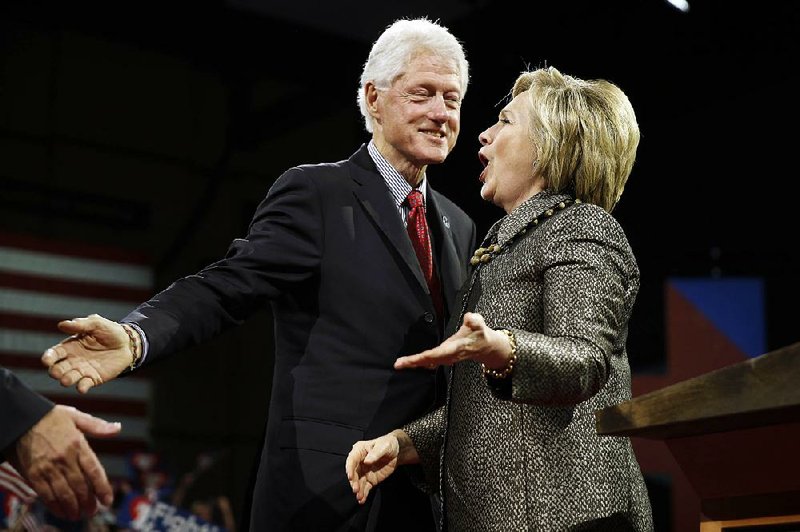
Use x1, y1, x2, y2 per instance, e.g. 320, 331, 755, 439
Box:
1, 367, 120, 520
40, 17, 476, 531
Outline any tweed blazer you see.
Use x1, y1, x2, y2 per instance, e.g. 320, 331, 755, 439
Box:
405, 191, 653, 531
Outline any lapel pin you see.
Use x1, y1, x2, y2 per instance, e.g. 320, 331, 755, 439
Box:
442, 215, 450, 228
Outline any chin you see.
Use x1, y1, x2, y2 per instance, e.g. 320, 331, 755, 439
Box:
479, 185, 493, 203
427, 149, 450, 164
416, 143, 450, 161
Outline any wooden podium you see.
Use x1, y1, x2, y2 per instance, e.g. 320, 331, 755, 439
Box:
596, 342, 800, 530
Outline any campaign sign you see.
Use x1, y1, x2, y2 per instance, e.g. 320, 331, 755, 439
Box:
118, 492, 223, 532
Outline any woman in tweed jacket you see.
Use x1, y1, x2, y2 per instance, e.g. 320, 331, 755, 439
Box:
346, 66, 654, 531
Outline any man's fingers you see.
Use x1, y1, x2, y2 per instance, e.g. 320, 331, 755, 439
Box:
78, 448, 113, 508
43, 338, 90, 372
42, 344, 71, 368
58, 368, 84, 387
50, 361, 102, 393
46, 469, 82, 520
57, 315, 104, 335
27, 474, 62, 518
57, 319, 88, 335
70, 408, 122, 438
77, 376, 98, 394
47, 357, 73, 379
60, 454, 96, 519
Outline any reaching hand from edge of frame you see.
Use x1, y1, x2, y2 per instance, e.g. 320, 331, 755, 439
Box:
41, 314, 134, 394
394, 312, 513, 370
10, 405, 122, 520
345, 432, 403, 505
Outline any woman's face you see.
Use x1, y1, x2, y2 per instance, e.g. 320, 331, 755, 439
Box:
478, 93, 544, 213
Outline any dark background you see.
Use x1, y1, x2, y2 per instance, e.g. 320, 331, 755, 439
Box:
1, 0, 798, 529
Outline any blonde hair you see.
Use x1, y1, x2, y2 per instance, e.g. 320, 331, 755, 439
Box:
512, 66, 639, 212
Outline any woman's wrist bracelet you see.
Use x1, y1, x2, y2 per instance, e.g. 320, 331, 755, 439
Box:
481, 329, 517, 380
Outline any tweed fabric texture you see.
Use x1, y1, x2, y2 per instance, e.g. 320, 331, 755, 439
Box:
404, 191, 654, 531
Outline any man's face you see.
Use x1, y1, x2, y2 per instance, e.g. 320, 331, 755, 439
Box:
368, 52, 462, 182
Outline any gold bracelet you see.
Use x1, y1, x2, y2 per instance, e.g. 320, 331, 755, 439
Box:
482, 329, 517, 379
121, 324, 141, 371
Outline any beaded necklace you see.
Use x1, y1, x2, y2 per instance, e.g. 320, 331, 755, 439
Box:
469, 198, 580, 266
455, 197, 580, 325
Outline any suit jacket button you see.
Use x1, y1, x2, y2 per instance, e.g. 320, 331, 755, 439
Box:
423, 312, 434, 323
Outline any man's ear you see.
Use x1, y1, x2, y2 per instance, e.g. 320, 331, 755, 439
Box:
365, 82, 380, 118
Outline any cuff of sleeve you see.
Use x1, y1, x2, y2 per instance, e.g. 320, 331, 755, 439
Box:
484, 327, 517, 400
402, 407, 446, 495
0, 370, 55, 457
123, 322, 149, 368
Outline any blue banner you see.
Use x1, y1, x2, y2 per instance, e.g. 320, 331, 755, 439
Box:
117, 492, 223, 531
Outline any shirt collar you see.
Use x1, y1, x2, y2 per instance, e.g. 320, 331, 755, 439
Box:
367, 140, 428, 207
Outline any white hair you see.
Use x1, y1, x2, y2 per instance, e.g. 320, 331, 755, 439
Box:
356, 18, 469, 133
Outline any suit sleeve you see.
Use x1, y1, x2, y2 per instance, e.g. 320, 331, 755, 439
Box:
489, 206, 638, 405
123, 167, 324, 361
0, 367, 54, 459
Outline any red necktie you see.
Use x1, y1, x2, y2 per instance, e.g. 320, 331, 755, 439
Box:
406, 190, 443, 320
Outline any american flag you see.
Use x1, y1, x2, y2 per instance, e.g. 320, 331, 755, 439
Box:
0, 231, 154, 479
0, 462, 40, 531
0, 463, 35, 504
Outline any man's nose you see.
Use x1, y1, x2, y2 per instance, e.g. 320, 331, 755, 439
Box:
427, 95, 449, 121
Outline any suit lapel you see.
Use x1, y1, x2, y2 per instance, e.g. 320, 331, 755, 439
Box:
426, 187, 461, 319
349, 153, 429, 296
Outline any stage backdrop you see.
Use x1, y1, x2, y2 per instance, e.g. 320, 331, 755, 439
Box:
632, 276, 766, 532
0, 231, 155, 479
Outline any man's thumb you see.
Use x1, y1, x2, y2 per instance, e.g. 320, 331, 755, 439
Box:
67, 407, 122, 437
57, 313, 110, 335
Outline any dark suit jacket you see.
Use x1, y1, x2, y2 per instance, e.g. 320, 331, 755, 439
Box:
1, 367, 54, 459
124, 144, 476, 531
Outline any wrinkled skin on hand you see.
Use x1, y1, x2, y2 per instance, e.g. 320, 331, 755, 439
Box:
345, 433, 401, 504
11, 405, 121, 520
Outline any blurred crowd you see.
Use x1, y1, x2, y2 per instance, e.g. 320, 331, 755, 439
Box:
1, 449, 235, 532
